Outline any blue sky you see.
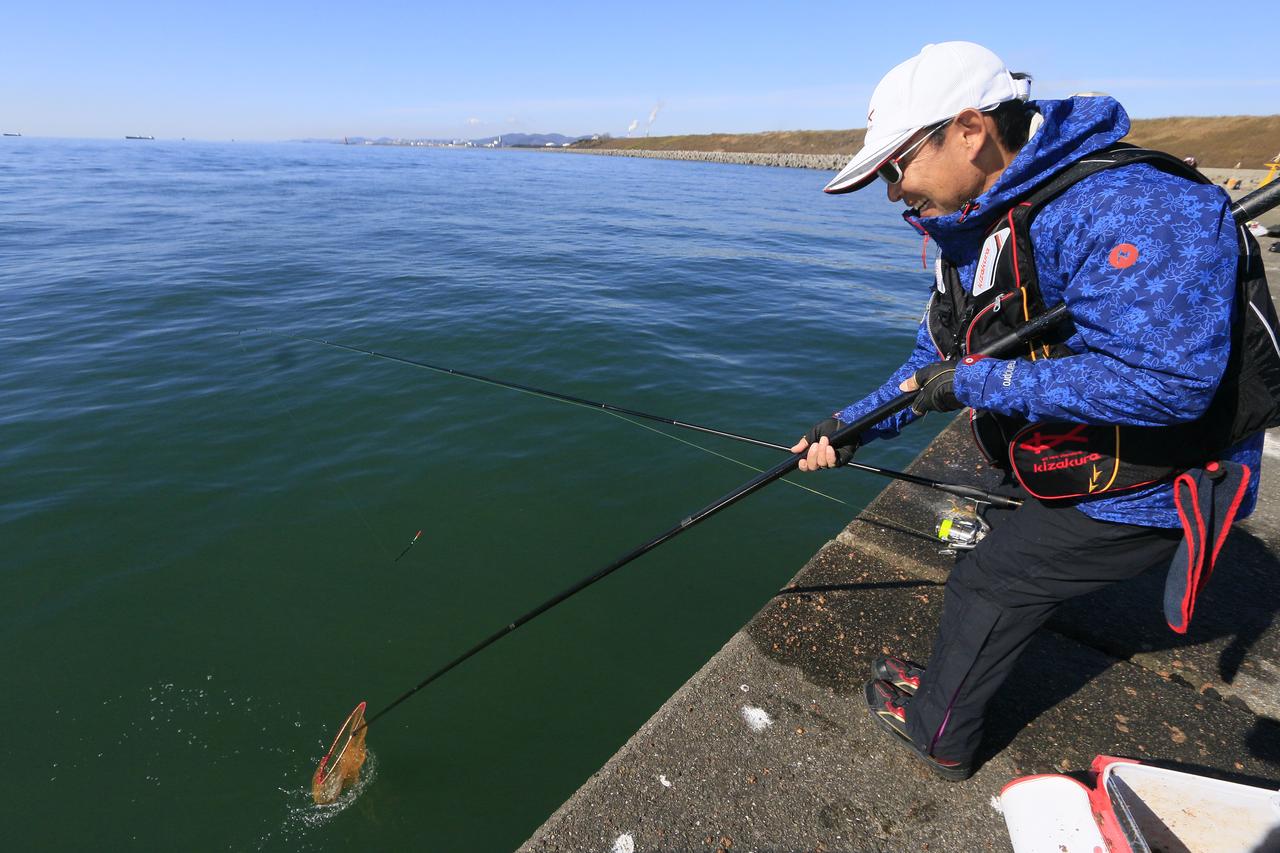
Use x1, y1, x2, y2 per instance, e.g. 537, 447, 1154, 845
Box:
4, 1, 1274, 140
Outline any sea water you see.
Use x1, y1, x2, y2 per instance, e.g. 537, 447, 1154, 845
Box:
0, 137, 944, 851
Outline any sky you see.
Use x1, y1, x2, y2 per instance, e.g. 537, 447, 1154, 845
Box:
3, 1, 1275, 141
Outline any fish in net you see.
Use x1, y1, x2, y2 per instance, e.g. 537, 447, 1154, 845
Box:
312, 701, 368, 805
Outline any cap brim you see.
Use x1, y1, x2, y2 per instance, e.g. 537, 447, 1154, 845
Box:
823, 129, 913, 194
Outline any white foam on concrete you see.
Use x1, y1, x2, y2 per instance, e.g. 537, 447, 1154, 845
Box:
741, 705, 773, 732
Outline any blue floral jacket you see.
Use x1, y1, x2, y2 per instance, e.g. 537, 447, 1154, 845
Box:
835, 95, 1262, 527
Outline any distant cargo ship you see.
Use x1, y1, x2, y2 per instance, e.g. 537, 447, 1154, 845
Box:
3, 132, 20, 137
125, 135, 155, 140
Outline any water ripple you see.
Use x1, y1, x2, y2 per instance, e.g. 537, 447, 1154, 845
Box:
1, 137, 946, 852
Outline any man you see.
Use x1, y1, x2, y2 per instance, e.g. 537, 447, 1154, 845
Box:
791, 41, 1266, 780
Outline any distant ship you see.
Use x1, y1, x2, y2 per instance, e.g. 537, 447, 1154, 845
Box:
125, 135, 155, 140
3, 132, 20, 137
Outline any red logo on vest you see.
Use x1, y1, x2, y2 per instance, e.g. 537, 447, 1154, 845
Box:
1109, 243, 1139, 269
1018, 424, 1090, 455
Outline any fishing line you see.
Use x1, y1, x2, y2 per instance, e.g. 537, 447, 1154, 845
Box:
234, 331, 394, 561
242, 328, 854, 505
411, 355, 848, 504
245, 328, 784, 450
600, 410, 848, 505
294, 177, 1280, 804
307, 295, 1080, 804
241, 329, 1018, 507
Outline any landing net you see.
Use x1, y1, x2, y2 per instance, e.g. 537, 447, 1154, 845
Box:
312, 701, 368, 805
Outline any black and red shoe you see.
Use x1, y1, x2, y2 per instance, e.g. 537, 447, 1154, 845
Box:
872, 655, 925, 695
863, 679, 973, 782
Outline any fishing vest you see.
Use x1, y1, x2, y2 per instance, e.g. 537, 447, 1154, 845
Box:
926, 144, 1280, 500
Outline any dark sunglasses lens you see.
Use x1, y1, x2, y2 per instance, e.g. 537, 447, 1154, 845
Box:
877, 160, 902, 184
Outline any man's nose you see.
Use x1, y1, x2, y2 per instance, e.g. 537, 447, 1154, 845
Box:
886, 181, 903, 203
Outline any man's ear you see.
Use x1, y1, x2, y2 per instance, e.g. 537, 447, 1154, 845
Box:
952, 108, 989, 163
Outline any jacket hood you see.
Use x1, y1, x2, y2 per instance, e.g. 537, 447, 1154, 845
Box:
911, 95, 1131, 263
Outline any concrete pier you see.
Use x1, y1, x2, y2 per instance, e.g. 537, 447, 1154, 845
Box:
521, 416, 1280, 852
517, 230, 1280, 845
520, 161, 1280, 852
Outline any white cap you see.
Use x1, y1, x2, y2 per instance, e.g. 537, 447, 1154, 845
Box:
824, 42, 1031, 194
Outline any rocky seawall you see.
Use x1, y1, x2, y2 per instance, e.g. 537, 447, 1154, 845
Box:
553, 148, 1279, 270
556, 148, 1280, 237
557, 151, 1271, 200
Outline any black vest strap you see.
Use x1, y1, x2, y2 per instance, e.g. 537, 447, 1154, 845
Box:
927, 143, 1280, 498
1017, 143, 1209, 209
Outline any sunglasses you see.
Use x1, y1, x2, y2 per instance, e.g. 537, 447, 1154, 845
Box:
876, 120, 951, 185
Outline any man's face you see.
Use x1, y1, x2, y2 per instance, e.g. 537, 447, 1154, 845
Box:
883, 122, 987, 218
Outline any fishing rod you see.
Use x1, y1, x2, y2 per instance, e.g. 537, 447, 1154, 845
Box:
1233, 178, 1280, 222
246, 329, 1021, 509
310, 177, 1280, 803
361, 307, 1066, 726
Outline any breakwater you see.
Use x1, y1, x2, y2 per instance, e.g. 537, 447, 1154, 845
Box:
557, 147, 847, 172
555, 149, 1280, 239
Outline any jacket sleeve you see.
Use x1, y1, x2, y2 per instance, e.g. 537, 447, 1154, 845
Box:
952, 171, 1237, 426
834, 316, 940, 442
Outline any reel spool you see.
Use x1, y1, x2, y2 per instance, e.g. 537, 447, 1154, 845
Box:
936, 510, 990, 553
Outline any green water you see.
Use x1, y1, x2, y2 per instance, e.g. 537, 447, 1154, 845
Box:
1, 138, 944, 850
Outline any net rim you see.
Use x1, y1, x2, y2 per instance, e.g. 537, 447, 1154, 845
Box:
314, 701, 366, 786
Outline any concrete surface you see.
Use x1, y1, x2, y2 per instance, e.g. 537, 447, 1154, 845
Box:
522, 418, 1280, 853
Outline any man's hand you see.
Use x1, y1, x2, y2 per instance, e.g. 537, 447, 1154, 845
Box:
901, 359, 961, 416
791, 417, 859, 472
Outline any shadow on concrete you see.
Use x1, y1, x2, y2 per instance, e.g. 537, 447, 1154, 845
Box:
1248, 716, 1280, 767
1211, 533, 1280, 684
849, 516, 944, 546
977, 555, 1280, 772
976, 625, 1280, 775
868, 416, 1280, 723
772, 579, 943, 599
1134, 755, 1280, 793
1050, 526, 1280, 719
754, 415, 1280, 781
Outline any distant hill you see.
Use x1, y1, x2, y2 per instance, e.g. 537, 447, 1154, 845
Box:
476, 133, 588, 148
573, 130, 863, 156
1125, 116, 1280, 168
302, 133, 591, 148
572, 116, 1280, 169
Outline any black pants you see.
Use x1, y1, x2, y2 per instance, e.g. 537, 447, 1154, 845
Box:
904, 498, 1182, 764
